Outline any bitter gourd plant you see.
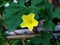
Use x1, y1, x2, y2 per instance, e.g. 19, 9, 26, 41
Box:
0, 0, 60, 45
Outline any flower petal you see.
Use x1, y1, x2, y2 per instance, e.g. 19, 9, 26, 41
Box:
28, 13, 35, 19
28, 26, 34, 31
20, 13, 38, 31
20, 22, 27, 28
32, 19, 38, 26
22, 15, 27, 21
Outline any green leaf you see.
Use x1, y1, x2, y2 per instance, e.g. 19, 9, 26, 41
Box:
52, 7, 60, 19
0, 29, 7, 45
17, 0, 44, 8
43, 20, 55, 30
2, 0, 13, 3
17, 0, 25, 7
31, 0, 43, 7
3, 3, 25, 31
29, 36, 43, 45
36, 1, 53, 21
11, 40, 22, 45
57, 37, 60, 45
27, 7, 39, 19
25, 32, 53, 45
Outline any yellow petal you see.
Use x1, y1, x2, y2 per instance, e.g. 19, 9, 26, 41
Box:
28, 13, 35, 19
32, 19, 38, 26
28, 26, 34, 31
20, 22, 28, 28
22, 15, 27, 21
20, 13, 38, 31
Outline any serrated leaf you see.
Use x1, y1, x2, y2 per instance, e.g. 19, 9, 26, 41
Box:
27, 7, 39, 19
30, 36, 43, 45
3, 3, 25, 31
52, 7, 60, 19
17, 0, 25, 7
43, 20, 55, 30
55, 7, 60, 19
31, 0, 43, 7
17, 0, 44, 8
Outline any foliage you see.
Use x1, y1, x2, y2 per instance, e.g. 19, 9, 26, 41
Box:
57, 37, 60, 45
0, 29, 7, 45
25, 31, 53, 45
2, 0, 56, 31
2, 0, 45, 31
8, 39, 23, 45
0, 0, 60, 45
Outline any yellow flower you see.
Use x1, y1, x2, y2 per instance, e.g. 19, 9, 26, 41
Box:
20, 13, 38, 31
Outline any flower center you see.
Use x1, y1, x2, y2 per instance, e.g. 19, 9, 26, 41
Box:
28, 20, 32, 23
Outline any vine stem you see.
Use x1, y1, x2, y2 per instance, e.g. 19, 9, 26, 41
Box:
7, 42, 9, 45
22, 39, 25, 45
